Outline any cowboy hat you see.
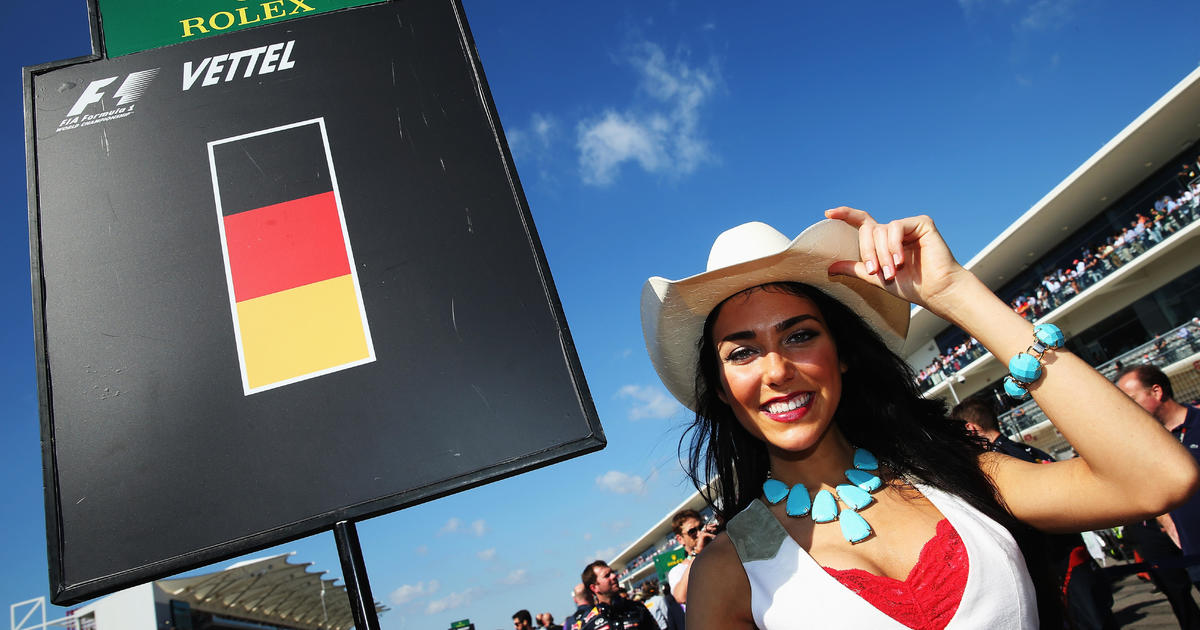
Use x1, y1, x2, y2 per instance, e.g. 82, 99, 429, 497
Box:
641, 219, 910, 411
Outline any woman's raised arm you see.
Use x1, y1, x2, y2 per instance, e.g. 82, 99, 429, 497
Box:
825, 206, 1200, 532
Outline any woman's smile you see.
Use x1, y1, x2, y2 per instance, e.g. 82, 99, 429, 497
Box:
761, 391, 813, 422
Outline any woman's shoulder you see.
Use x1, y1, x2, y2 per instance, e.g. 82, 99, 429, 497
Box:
693, 531, 740, 572
723, 498, 790, 562
687, 534, 755, 629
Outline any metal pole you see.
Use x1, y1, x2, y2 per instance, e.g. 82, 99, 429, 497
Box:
946, 378, 961, 405
333, 520, 381, 630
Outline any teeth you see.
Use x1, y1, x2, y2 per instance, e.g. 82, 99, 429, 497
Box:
766, 393, 811, 414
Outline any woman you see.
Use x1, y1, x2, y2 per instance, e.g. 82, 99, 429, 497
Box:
639, 208, 1199, 629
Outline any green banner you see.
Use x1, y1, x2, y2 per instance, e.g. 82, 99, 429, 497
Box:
97, 0, 383, 57
449, 621, 471, 629
653, 548, 687, 584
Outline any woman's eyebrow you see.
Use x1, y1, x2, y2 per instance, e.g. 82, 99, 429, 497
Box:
720, 314, 817, 344
720, 330, 755, 343
776, 314, 817, 331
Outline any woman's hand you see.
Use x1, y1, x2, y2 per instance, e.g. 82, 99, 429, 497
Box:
825, 206, 968, 316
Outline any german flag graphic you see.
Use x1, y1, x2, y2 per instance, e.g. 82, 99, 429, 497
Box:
208, 118, 374, 394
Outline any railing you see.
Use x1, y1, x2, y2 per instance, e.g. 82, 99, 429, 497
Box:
1093, 323, 1200, 383
916, 339, 988, 388
616, 540, 681, 581
916, 191, 1200, 394
998, 318, 1200, 441
10, 598, 79, 630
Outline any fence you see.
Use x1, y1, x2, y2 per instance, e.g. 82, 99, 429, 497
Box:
997, 318, 1200, 457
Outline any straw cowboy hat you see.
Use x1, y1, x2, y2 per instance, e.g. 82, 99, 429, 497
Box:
641, 219, 911, 411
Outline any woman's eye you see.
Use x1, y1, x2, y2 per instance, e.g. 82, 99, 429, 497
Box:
787, 329, 818, 344
725, 347, 756, 363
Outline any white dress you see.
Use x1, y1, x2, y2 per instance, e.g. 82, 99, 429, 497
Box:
724, 483, 1037, 629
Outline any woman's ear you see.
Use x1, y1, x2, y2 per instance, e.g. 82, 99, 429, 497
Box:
840, 361, 848, 374
716, 388, 729, 405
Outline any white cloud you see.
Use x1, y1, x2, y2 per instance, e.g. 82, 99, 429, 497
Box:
438, 517, 462, 535
437, 517, 485, 537
589, 546, 623, 563
1018, 0, 1075, 30
583, 532, 593, 541
957, 0, 1018, 15
501, 568, 529, 585
415, 544, 428, 556
956, 0, 1075, 31
426, 588, 479, 615
596, 470, 647, 495
531, 113, 556, 145
390, 584, 422, 606
507, 112, 559, 162
477, 548, 497, 561
578, 111, 663, 186
389, 579, 440, 606
617, 384, 678, 420
577, 42, 717, 185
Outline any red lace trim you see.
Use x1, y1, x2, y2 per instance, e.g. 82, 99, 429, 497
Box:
822, 519, 968, 630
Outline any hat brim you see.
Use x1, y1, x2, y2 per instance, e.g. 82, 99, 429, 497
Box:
641, 220, 910, 411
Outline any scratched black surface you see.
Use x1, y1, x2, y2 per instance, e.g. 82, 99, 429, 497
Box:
28, 0, 602, 603
212, 122, 332, 215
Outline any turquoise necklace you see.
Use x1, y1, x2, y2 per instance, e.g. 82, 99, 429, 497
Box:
762, 448, 883, 544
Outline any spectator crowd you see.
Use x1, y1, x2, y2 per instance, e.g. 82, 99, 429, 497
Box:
916, 177, 1200, 390
510, 511, 707, 630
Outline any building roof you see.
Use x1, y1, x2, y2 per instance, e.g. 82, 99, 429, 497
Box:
610, 479, 716, 572
156, 553, 387, 630
903, 64, 1200, 356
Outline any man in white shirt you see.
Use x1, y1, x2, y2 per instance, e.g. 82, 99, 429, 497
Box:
666, 509, 715, 607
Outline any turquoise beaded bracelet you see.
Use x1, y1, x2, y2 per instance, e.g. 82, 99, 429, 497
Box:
1003, 323, 1065, 400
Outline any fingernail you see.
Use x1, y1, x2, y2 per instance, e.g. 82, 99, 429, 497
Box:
865, 260, 877, 274
893, 253, 902, 266
882, 265, 894, 279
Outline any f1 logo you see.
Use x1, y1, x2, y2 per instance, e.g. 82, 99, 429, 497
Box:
66, 68, 160, 117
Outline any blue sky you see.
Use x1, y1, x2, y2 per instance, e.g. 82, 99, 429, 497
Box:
3, 1, 1200, 629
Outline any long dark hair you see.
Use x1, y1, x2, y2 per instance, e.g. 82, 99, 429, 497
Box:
683, 282, 1013, 528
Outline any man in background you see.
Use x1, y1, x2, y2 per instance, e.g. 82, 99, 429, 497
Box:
1118, 365, 1200, 574
638, 581, 671, 630
513, 610, 534, 630
666, 509, 715, 607
562, 583, 592, 630
577, 561, 657, 630
1116, 364, 1200, 627
950, 396, 1054, 463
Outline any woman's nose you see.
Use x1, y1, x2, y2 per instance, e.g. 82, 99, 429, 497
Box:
763, 351, 793, 385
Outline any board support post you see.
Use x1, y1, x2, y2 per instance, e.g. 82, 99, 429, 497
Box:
334, 520, 381, 630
